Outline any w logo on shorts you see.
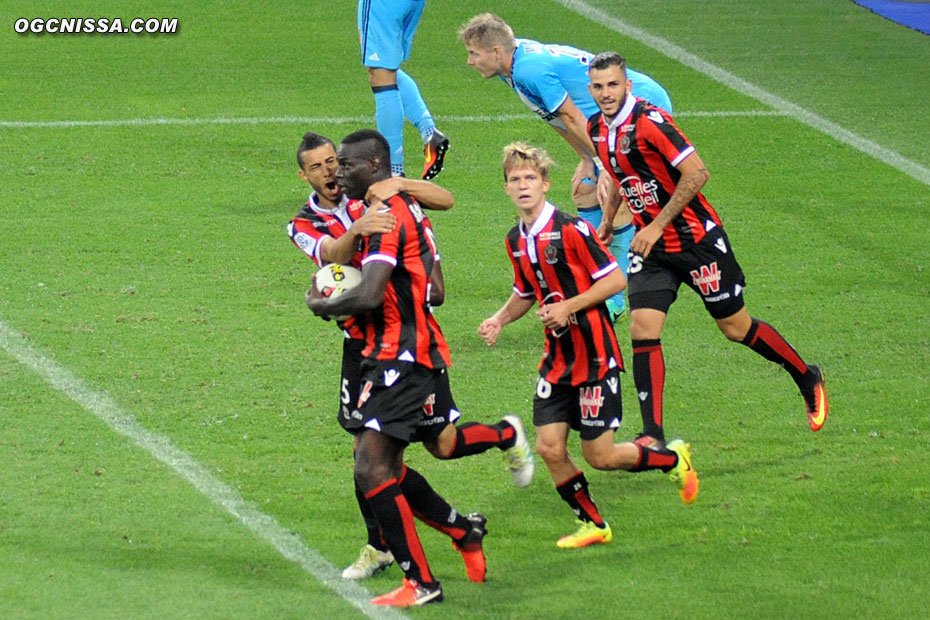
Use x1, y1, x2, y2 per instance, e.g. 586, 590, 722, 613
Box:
690, 262, 721, 295
422, 392, 436, 417
579, 386, 604, 418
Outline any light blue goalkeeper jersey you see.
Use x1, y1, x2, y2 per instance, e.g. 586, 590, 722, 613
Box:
502, 38, 672, 129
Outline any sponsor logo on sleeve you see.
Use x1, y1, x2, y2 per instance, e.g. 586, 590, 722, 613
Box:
294, 232, 314, 252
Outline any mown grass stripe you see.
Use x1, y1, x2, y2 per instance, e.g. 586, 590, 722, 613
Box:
553, 0, 930, 186
0, 109, 784, 129
0, 318, 408, 620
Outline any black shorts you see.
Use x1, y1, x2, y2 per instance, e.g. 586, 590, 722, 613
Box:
627, 225, 747, 319
417, 367, 461, 442
337, 337, 366, 433
532, 369, 623, 441
348, 359, 455, 444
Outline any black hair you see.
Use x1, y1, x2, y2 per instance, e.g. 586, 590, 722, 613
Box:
589, 51, 627, 72
339, 129, 391, 175
296, 131, 334, 168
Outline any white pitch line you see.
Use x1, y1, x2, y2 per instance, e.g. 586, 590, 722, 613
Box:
552, 0, 930, 187
0, 319, 408, 620
0, 109, 782, 130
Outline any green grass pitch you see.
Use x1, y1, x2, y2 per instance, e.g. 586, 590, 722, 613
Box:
1, 1, 929, 618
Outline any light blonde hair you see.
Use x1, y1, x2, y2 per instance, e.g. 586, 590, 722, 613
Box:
502, 142, 555, 180
458, 13, 515, 50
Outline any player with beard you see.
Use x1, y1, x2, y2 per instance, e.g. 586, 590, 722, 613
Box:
585, 52, 828, 446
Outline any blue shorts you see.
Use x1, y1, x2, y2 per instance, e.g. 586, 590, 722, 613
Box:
357, 0, 426, 69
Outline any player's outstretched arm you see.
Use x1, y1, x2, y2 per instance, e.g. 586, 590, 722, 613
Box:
366, 177, 455, 211
478, 293, 535, 346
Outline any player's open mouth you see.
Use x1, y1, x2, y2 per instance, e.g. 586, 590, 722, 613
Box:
325, 181, 338, 192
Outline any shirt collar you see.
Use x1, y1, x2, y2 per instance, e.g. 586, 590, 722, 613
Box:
608, 93, 638, 130
309, 192, 350, 215
519, 201, 556, 238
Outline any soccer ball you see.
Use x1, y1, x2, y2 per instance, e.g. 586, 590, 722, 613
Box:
314, 263, 362, 320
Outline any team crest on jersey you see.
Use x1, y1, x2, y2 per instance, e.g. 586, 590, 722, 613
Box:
579, 386, 604, 418
620, 134, 631, 155
690, 262, 721, 295
544, 244, 558, 264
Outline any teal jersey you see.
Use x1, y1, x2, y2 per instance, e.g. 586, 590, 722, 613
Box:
503, 38, 672, 129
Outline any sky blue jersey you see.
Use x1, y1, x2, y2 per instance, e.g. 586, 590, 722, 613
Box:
502, 38, 672, 130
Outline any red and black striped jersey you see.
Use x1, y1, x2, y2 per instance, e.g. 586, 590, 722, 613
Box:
287, 192, 367, 339
588, 95, 722, 253
506, 202, 623, 386
287, 193, 366, 268
361, 192, 451, 370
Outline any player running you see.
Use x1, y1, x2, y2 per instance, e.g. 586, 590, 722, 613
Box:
478, 142, 698, 549
585, 52, 828, 445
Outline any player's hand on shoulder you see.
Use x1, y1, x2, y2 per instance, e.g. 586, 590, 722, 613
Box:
365, 177, 404, 205
354, 202, 395, 236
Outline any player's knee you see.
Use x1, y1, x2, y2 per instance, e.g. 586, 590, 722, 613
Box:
354, 457, 392, 491
629, 316, 659, 340
423, 438, 449, 460
720, 323, 746, 342
367, 67, 397, 88
535, 436, 567, 465
585, 453, 610, 470
717, 311, 751, 342
581, 442, 615, 471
